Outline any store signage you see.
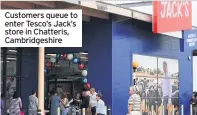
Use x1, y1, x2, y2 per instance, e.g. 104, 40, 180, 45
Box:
186, 33, 197, 47
153, 1, 192, 33
180, 29, 197, 52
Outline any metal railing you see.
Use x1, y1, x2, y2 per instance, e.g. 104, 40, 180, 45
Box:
38, 106, 112, 115
80, 106, 111, 115
190, 104, 193, 115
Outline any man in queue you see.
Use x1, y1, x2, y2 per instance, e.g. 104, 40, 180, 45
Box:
89, 88, 97, 115
128, 85, 141, 115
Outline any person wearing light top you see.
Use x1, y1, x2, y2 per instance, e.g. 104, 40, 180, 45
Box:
96, 93, 106, 115
9, 91, 22, 115
89, 88, 97, 115
28, 90, 38, 115
128, 85, 141, 115
160, 61, 172, 115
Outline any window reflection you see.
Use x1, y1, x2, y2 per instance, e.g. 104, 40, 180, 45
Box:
1, 48, 18, 112
1, 48, 17, 98
6, 48, 17, 55
6, 57, 17, 97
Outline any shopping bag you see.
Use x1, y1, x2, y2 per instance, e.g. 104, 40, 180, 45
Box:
20, 111, 25, 115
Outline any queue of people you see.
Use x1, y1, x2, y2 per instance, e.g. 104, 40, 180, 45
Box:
1, 90, 38, 115
1, 91, 23, 115
48, 87, 106, 115
89, 88, 106, 115
1, 86, 106, 115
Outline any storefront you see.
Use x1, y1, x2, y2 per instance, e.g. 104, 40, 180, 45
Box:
1, 1, 195, 115
0, 18, 194, 115
1, 19, 194, 115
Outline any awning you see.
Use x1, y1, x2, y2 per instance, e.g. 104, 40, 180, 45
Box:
64, 0, 152, 22
63, 1, 197, 38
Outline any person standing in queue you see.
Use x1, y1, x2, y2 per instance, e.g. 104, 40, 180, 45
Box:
96, 93, 106, 115
1, 93, 6, 115
190, 94, 197, 115
50, 89, 61, 115
28, 90, 38, 115
128, 85, 141, 115
60, 92, 69, 115
89, 88, 97, 115
82, 84, 91, 115
9, 91, 23, 115
82, 90, 90, 115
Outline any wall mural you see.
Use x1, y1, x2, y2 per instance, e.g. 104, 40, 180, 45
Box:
131, 54, 179, 115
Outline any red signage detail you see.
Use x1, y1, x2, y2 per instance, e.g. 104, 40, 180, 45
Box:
153, 1, 192, 33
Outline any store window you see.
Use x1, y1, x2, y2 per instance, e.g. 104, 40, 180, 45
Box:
133, 54, 179, 115
1, 48, 18, 98
6, 54, 17, 97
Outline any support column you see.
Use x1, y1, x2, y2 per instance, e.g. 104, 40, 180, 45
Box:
38, 47, 45, 115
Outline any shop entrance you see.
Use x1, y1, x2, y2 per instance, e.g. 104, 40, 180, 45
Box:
47, 76, 84, 100
44, 53, 88, 109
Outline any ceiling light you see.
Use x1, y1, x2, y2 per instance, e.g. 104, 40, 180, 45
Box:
7, 58, 16, 60
1, 61, 10, 63
80, 57, 88, 59
79, 52, 88, 55
9, 50, 17, 52
47, 54, 56, 57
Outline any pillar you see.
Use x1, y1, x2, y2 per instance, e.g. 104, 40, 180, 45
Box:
38, 47, 45, 115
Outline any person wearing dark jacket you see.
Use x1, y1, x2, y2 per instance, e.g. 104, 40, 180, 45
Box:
190, 95, 197, 115
71, 92, 82, 107
81, 90, 90, 108
50, 89, 61, 115
1, 93, 6, 115
81, 90, 90, 115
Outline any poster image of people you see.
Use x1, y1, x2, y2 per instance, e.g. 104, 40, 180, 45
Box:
132, 54, 179, 115
158, 58, 179, 115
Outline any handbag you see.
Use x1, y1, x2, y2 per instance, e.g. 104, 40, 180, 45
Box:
18, 98, 24, 115
20, 111, 25, 115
